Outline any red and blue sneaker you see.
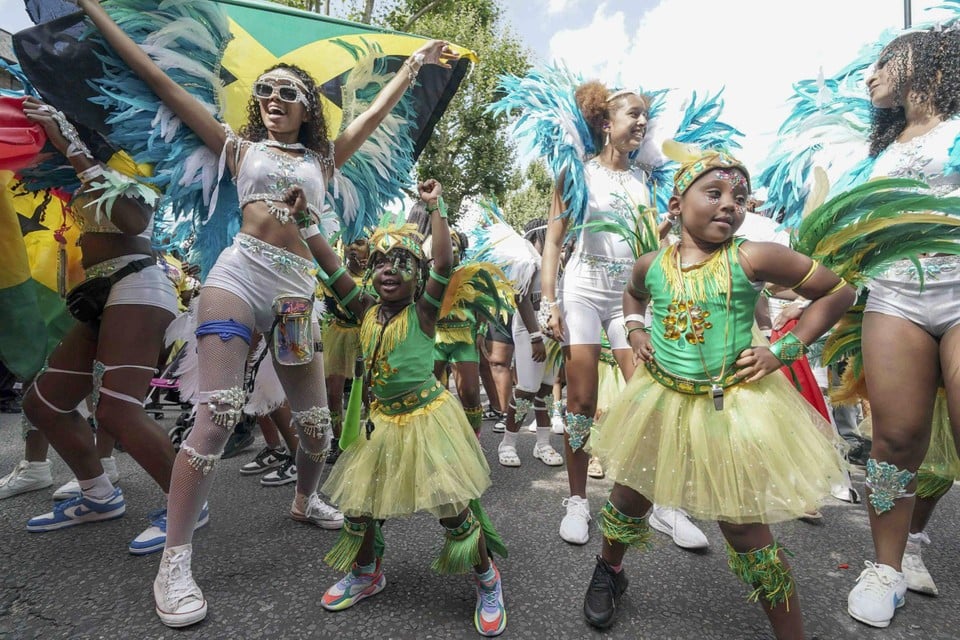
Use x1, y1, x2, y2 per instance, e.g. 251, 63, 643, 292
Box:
321, 559, 386, 611
474, 562, 507, 637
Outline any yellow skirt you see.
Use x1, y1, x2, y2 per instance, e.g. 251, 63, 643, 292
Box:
322, 390, 491, 520
592, 366, 846, 524
322, 320, 360, 378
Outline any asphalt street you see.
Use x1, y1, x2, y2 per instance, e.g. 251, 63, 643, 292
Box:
1, 408, 958, 640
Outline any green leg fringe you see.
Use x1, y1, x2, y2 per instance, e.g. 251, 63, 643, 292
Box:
432, 510, 482, 575
324, 518, 372, 573
470, 499, 508, 560
598, 501, 652, 551
916, 471, 954, 500
464, 406, 483, 434
726, 542, 795, 610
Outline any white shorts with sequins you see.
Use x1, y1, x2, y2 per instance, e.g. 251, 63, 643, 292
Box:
559, 252, 633, 349
86, 254, 178, 315
865, 257, 960, 337
202, 233, 316, 333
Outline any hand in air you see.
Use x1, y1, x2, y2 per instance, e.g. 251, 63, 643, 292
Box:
415, 40, 460, 69
734, 346, 782, 383
418, 178, 443, 202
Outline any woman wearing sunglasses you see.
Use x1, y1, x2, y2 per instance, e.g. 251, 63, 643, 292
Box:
77, 0, 457, 628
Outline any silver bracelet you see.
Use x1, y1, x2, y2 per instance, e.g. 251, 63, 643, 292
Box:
404, 52, 425, 84
529, 331, 544, 342
42, 105, 93, 160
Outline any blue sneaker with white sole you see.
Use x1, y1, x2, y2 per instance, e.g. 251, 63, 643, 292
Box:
27, 488, 126, 532
128, 503, 210, 556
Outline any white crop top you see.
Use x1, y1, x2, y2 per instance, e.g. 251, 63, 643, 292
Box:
234, 137, 333, 216
574, 158, 651, 260
869, 117, 960, 196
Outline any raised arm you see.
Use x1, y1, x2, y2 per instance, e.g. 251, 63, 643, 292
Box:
416, 179, 452, 333
334, 40, 459, 168
77, 0, 227, 156
540, 176, 572, 341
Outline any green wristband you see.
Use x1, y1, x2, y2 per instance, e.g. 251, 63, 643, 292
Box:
426, 196, 449, 219
769, 331, 807, 366
428, 268, 450, 285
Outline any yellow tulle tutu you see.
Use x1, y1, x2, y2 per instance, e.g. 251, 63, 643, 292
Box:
322, 389, 491, 520
322, 319, 361, 378
592, 366, 847, 524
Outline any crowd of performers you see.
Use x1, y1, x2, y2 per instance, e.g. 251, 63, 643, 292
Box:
3, 1, 960, 638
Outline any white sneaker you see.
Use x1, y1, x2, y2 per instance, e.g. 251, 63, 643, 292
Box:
559, 496, 590, 545
526, 418, 538, 433
53, 457, 120, 500
550, 415, 565, 435
492, 420, 506, 434
0, 460, 53, 499
847, 561, 907, 628
649, 505, 709, 550
154, 543, 207, 628
291, 493, 344, 530
902, 533, 938, 596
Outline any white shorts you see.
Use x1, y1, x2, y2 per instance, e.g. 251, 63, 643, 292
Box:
203, 233, 316, 333
865, 257, 960, 337
86, 254, 178, 315
559, 252, 632, 349
512, 314, 558, 392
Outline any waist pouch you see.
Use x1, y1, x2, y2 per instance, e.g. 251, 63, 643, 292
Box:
66, 257, 154, 323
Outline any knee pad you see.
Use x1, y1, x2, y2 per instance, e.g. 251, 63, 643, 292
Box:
196, 319, 253, 344
598, 501, 652, 550
293, 406, 332, 446
433, 510, 482, 575
565, 412, 593, 451
180, 443, 220, 476
510, 393, 534, 424
866, 458, 916, 515
199, 386, 247, 428
726, 541, 795, 609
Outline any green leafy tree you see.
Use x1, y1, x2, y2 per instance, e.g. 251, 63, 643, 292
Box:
502, 159, 552, 231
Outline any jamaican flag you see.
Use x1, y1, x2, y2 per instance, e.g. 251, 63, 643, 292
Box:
14, 0, 475, 157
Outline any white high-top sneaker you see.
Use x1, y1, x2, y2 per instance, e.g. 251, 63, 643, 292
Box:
0, 460, 53, 499
154, 544, 207, 628
902, 532, 938, 596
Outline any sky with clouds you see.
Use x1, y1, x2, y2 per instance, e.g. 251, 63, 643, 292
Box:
1, 0, 956, 177
501, 0, 956, 175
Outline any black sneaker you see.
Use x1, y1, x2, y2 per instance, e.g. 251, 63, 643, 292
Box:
326, 440, 341, 465
261, 457, 297, 486
240, 447, 286, 475
583, 555, 628, 629
847, 439, 872, 468
222, 415, 256, 459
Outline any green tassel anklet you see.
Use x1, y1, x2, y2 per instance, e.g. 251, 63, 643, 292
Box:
325, 519, 372, 573
598, 501, 652, 550
432, 510, 482, 575
726, 542, 795, 610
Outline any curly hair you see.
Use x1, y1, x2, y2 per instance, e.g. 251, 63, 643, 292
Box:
238, 63, 330, 154
869, 29, 960, 156
575, 81, 649, 150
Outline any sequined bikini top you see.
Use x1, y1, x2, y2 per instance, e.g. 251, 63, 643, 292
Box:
72, 192, 153, 241
870, 118, 960, 196
235, 139, 334, 216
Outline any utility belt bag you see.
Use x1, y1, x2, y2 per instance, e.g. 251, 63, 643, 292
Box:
271, 295, 316, 366
65, 257, 154, 323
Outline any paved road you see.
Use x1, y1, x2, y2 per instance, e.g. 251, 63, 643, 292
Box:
1, 409, 958, 640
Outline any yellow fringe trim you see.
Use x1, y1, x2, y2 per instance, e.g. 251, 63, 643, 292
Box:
369, 393, 449, 427
360, 304, 410, 375
660, 242, 731, 305
436, 324, 474, 345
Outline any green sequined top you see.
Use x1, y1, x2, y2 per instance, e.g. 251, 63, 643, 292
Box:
360, 304, 445, 414
646, 238, 760, 381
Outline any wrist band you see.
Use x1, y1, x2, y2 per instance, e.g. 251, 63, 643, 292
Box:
299, 224, 321, 240
623, 313, 645, 325
426, 196, 449, 219
77, 164, 104, 184
626, 325, 646, 339
769, 331, 807, 366
529, 331, 544, 342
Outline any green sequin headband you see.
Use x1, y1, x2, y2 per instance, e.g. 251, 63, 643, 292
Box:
673, 149, 750, 195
